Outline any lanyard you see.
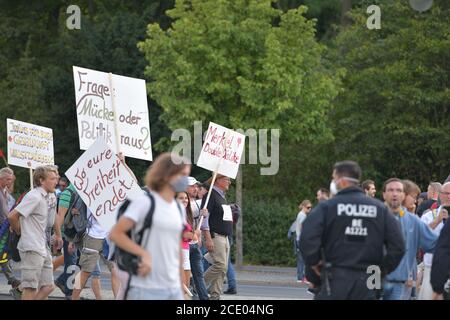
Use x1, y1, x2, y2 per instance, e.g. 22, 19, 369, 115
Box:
396, 208, 412, 279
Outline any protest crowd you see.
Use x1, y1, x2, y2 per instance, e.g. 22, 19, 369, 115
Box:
1, 156, 450, 300
290, 161, 450, 300
0, 66, 448, 302
0, 150, 242, 300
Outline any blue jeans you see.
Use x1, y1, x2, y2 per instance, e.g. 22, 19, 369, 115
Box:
189, 243, 209, 300
296, 249, 305, 280
382, 281, 412, 300
227, 255, 236, 290
201, 244, 210, 272
127, 287, 183, 300
56, 238, 78, 296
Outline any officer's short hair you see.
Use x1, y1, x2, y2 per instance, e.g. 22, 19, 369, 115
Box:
333, 161, 361, 181
362, 180, 375, 191
382, 178, 404, 193
318, 188, 330, 197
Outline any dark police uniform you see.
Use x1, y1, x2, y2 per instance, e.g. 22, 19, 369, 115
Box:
300, 186, 405, 300
431, 217, 450, 299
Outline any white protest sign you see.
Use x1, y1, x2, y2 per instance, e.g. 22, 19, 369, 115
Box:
196, 122, 245, 179
65, 138, 142, 231
73, 66, 152, 161
222, 205, 233, 221
7, 119, 54, 169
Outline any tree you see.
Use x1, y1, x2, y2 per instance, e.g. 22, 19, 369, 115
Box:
331, 0, 450, 187
0, 0, 176, 191
139, 0, 341, 266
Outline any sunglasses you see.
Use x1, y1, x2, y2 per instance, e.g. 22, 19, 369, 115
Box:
306, 206, 312, 209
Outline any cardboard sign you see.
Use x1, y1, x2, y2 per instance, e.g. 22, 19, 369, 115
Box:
65, 138, 142, 231
196, 122, 245, 179
7, 119, 54, 169
73, 66, 152, 161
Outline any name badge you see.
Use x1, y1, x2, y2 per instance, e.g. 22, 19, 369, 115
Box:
222, 205, 233, 221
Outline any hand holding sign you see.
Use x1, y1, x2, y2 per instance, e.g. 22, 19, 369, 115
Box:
195, 122, 245, 230
65, 138, 142, 231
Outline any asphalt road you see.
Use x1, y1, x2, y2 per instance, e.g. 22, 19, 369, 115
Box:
0, 273, 311, 300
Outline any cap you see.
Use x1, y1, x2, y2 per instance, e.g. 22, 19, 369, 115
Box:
188, 177, 198, 186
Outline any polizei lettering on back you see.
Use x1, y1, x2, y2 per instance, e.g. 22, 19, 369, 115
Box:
337, 203, 377, 218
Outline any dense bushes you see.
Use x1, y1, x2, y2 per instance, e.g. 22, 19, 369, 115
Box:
242, 196, 298, 267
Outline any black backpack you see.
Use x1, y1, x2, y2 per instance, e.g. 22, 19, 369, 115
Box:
113, 189, 156, 275
113, 189, 185, 300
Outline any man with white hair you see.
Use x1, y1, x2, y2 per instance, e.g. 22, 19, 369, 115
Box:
419, 182, 450, 299
0, 167, 14, 223
417, 182, 442, 217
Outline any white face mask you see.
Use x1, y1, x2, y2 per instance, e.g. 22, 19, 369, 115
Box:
330, 176, 360, 196
330, 180, 339, 196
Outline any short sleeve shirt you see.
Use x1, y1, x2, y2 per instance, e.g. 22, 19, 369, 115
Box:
15, 187, 50, 257
421, 207, 445, 267
123, 191, 185, 290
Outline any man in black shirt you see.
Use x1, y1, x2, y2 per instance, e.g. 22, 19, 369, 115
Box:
201, 174, 233, 300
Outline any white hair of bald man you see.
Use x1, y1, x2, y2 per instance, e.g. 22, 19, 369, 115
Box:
0, 167, 14, 179
441, 181, 450, 191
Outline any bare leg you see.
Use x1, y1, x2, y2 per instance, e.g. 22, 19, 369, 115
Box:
91, 277, 102, 300
21, 288, 37, 300
110, 265, 120, 298
35, 284, 54, 300
72, 271, 90, 300
184, 270, 192, 288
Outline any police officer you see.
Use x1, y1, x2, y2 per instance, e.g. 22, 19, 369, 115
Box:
300, 160, 405, 300
431, 212, 450, 300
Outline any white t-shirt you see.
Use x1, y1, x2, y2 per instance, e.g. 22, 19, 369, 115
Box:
123, 191, 185, 290
87, 209, 109, 239
421, 207, 445, 267
295, 211, 307, 241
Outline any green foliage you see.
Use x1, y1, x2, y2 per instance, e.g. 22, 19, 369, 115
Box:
1, 0, 448, 267
330, 0, 450, 188
0, 0, 175, 191
139, 0, 341, 145
242, 196, 297, 266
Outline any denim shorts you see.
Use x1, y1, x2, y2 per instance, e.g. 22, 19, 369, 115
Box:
91, 261, 101, 278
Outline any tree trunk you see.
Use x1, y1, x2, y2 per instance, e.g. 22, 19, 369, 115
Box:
340, 0, 352, 26
47, 5, 61, 35
88, 0, 95, 16
235, 167, 243, 270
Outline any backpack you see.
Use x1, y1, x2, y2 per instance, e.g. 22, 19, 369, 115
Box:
114, 190, 156, 276
113, 189, 184, 299
63, 189, 90, 245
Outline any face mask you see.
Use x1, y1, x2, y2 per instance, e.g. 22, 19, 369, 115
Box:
330, 180, 339, 196
170, 176, 190, 193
